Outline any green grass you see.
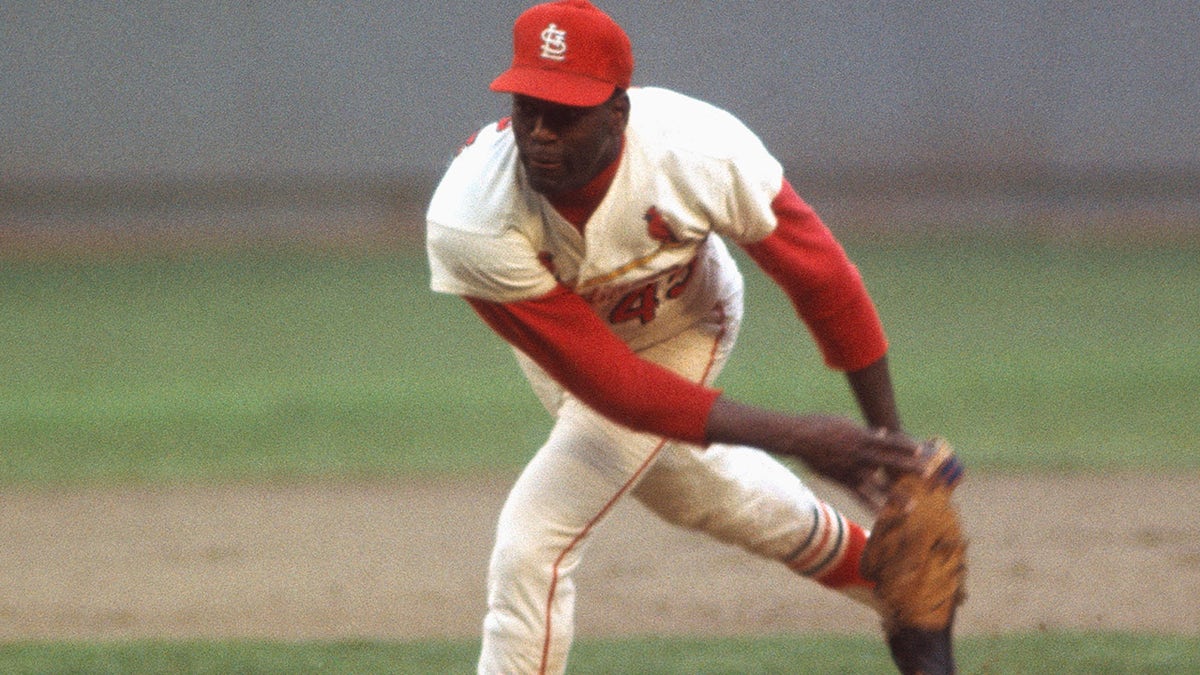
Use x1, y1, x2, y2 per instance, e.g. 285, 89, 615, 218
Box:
1, 632, 1197, 673
0, 250, 545, 484
2, 235, 1198, 484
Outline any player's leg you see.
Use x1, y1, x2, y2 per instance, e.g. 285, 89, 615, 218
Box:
631, 441, 876, 605
478, 292, 743, 673
630, 301, 876, 606
478, 380, 669, 675
646, 452, 957, 675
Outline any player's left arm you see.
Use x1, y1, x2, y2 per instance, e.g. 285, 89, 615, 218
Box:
739, 178, 902, 432
846, 355, 902, 432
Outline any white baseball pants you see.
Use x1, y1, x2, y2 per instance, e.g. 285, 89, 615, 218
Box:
477, 289, 866, 675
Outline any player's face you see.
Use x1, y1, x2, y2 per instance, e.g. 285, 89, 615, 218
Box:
511, 92, 628, 197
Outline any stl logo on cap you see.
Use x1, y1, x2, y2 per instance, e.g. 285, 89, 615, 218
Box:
490, 0, 633, 107
539, 23, 567, 61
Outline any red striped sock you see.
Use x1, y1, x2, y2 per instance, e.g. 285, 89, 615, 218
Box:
814, 520, 873, 590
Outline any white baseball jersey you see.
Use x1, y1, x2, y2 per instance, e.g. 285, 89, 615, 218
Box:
427, 86, 784, 353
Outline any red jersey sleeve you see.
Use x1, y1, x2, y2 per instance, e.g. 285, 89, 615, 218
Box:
740, 179, 888, 371
465, 286, 721, 445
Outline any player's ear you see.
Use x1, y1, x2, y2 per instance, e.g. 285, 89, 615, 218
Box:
606, 89, 630, 130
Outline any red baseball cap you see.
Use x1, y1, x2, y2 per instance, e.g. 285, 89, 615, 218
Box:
490, 0, 633, 107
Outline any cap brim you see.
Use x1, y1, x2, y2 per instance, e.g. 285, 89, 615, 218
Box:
490, 67, 616, 108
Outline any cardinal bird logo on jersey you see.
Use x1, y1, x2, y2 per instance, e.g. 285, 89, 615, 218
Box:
644, 206, 681, 246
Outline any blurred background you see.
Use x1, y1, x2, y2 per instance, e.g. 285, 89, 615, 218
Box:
3, 1, 1198, 247
1, 7, 1197, 664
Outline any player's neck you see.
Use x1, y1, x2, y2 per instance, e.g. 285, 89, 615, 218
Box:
548, 140, 623, 233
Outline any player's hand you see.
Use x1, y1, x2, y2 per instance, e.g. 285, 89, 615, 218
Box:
792, 417, 923, 512
705, 398, 924, 512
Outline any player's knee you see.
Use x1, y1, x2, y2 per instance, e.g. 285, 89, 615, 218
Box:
484, 540, 553, 638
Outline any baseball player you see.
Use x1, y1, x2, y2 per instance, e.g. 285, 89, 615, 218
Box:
426, 2, 962, 673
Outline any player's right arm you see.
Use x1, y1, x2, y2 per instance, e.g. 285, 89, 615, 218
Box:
465, 286, 720, 445
465, 288, 922, 509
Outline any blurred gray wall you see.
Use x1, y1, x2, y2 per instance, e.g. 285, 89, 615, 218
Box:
2, 2, 1198, 218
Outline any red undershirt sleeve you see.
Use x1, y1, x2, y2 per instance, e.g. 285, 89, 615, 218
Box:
465, 286, 721, 445
740, 179, 888, 371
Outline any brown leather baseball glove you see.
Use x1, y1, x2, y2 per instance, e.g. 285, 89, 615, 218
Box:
860, 438, 967, 675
